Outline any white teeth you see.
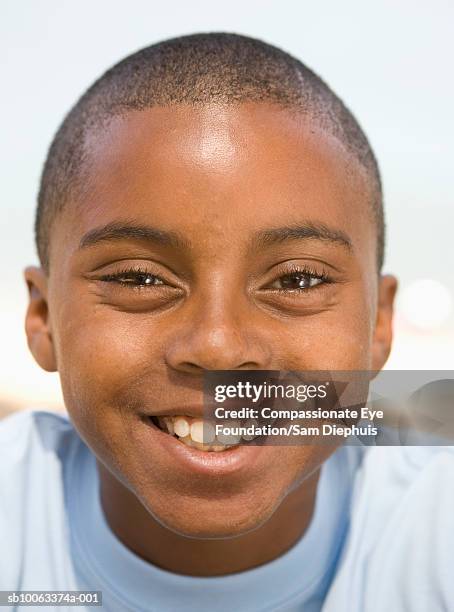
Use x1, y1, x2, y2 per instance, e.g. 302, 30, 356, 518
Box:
173, 417, 190, 438
190, 420, 216, 444
203, 422, 216, 444
216, 420, 242, 445
242, 418, 259, 441
190, 420, 204, 444
154, 415, 245, 451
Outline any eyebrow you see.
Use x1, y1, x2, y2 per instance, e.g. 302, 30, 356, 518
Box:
78, 221, 190, 250
252, 222, 353, 251
78, 220, 352, 253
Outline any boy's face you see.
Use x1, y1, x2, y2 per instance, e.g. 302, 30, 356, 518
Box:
25, 103, 396, 538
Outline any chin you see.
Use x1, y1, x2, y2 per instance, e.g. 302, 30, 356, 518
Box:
145, 490, 280, 540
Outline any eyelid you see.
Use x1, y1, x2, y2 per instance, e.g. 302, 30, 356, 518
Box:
97, 265, 179, 289
265, 263, 331, 282
256, 263, 334, 296
262, 256, 344, 276
86, 256, 191, 281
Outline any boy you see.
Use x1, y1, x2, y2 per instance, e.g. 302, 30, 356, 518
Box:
1, 33, 397, 610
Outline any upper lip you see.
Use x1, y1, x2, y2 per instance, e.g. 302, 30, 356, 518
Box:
142, 398, 251, 420
143, 406, 207, 419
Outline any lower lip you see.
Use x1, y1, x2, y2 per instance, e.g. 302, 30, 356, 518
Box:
138, 416, 266, 477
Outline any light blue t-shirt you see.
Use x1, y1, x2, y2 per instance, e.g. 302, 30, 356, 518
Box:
324, 444, 454, 611
0, 409, 364, 612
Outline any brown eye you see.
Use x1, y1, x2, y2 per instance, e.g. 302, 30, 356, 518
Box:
117, 272, 163, 286
100, 269, 166, 287
93, 264, 184, 313
269, 272, 325, 291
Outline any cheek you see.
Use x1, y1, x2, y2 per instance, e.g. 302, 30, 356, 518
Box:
52, 306, 159, 441
58, 316, 137, 389
278, 313, 373, 371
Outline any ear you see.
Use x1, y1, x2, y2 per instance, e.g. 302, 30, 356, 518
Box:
371, 274, 398, 370
23, 266, 57, 372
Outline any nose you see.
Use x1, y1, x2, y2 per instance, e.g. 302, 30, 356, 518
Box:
164, 296, 272, 373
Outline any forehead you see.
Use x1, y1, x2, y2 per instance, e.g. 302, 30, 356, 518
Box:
58, 103, 375, 264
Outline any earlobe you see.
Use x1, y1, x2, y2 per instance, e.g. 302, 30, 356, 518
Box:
371, 274, 398, 371
23, 266, 57, 372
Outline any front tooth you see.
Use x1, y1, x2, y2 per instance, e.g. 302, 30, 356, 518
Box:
242, 418, 259, 441
216, 420, 241, 446
190, 420, 215, 444
174, 417, 190, 438
203, 421, 216, 444
190, 420, 204, 443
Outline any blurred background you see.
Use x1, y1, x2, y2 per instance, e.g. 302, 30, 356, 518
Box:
1, 0, 453, 417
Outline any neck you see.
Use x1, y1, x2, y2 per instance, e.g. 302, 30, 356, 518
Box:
97, 461, 320, 577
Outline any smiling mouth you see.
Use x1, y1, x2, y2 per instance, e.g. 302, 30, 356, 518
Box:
147, 415, 258, 452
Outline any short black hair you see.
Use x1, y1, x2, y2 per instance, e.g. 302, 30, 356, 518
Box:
36, 32, 385, 271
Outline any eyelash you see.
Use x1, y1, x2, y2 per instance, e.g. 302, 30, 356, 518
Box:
99, 266, 168, 288
268, 264, 332, 292
98, 264, 332, 293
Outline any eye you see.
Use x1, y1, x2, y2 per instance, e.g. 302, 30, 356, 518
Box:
99, 267, 167, 288
266, 267, 330, 292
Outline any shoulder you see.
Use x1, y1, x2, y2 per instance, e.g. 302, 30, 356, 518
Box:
364, 447, 454, 610
0, 409, 82, 489
0, 410, 84, 588
326, 443, 369, 485
353, 445, 454, 513
324, 446, 454, 611
0, 408, 83, 522
0, 408, 72, 437
347, 445, 454, 538
0, 408, 74, 457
